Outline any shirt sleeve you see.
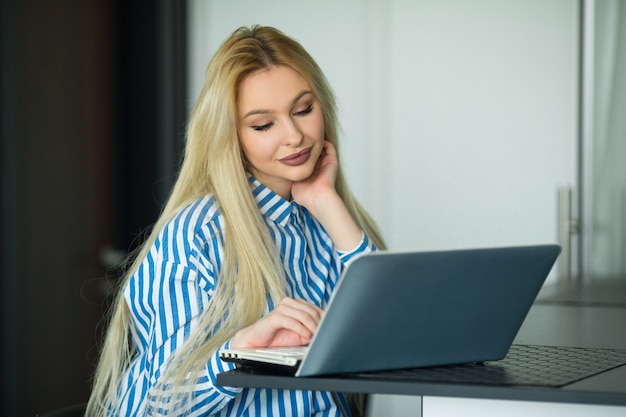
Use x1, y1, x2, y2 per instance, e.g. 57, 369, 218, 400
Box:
122, 253, 242, 416
335, 231, 376, 267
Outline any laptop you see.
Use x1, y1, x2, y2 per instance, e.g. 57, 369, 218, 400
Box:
219, 244, 561, 377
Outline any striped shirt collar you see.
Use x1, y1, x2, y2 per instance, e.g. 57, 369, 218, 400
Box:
248, 174, 299, 227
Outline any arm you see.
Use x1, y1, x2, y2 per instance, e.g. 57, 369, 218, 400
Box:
121, 257, 242, 416
291, 141, 363, 251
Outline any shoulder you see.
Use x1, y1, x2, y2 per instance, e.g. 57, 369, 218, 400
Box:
171, 195, 221, 229
155, 195, 224, 265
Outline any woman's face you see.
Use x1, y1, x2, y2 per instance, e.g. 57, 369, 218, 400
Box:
237, 65, 325, 200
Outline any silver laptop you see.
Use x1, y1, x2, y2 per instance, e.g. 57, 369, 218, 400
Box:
220, 244, 561, 377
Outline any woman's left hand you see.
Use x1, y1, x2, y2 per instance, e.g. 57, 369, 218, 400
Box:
291, 140, 339, 214
290, 140, 363, 251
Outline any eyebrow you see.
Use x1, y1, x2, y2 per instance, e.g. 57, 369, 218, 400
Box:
241, 90, 313, 119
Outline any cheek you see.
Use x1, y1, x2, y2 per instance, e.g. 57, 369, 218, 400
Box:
239, 132, 278, 163
305, 113, 326, 141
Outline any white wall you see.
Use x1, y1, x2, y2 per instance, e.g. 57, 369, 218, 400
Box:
389, 0, 578, 255
188, 0, 578, 275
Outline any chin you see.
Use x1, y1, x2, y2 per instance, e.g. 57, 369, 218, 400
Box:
289, 165, 317, 182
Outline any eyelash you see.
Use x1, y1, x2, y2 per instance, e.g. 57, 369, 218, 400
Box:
251, 104, 314, 132
252, 123, 273, 132
295, 104, 313, 117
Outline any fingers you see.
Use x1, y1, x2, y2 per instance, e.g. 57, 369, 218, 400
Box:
274, 297, 324, 336
318, 141, 337, 169
230, 298, 324, 349
321, 140, 336, 156
291, 141, 338, 207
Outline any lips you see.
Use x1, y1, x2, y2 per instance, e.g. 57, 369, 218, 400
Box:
279, 147, 312, 166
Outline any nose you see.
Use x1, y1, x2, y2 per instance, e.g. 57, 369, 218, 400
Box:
282, 118, 304, 146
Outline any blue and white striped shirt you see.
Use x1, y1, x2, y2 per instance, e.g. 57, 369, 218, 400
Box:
116, 176, 375, 416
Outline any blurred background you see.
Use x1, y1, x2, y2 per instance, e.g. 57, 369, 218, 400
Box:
2, 0, 624, 415
1, 1, 187, 415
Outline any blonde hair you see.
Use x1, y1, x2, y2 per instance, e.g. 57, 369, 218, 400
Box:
87, 25, 385, 416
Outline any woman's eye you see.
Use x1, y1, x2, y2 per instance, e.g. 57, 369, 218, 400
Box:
251, 122, 273, 132
294, 104, 313, 117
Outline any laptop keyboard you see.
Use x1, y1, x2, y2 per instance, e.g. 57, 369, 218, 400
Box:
355, 344, 626, 387
248, 346, 308, 358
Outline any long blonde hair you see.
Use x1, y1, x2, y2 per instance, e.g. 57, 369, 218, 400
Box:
87, 25, 385, 416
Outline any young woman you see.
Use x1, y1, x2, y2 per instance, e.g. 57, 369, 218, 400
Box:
87, 25, 385, 417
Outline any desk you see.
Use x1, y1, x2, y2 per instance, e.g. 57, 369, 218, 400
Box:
217, 280, 626, 416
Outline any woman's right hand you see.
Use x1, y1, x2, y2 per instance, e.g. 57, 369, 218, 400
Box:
230, 297, 324, 349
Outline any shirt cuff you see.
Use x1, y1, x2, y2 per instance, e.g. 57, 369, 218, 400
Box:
208, 340, 242, 397
336, 231, 376, 267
